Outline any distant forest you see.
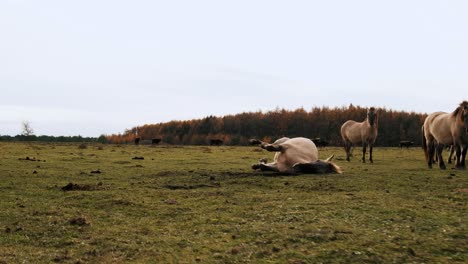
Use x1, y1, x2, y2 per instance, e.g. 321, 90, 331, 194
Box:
0, 135, 107, 143
106, 105, 427, 147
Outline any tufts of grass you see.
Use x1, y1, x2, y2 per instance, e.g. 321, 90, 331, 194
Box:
0, 142, 466, 263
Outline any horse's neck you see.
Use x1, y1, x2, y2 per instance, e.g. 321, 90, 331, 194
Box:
365, 119, 378, 131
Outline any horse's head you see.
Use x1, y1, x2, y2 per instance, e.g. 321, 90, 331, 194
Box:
367, 107, 377, 126
462, 101, 468, 133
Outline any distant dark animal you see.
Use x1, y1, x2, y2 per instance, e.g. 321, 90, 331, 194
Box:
134, 137, 141, 145
251, 137, 341, 174
422, 101, 468, 169
210, 139, 223, 146
399, 141, 414, 148
152, 138, 162, 145
312, 138, 329, 147
341, 107, 379, 163
249, 139, 262, 145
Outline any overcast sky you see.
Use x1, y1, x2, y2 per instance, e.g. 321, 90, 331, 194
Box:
1, 0, 467, 137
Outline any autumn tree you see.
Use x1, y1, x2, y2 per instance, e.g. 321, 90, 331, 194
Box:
107, 105, 427, 146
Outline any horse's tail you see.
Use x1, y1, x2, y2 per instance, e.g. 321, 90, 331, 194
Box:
422, 125, 428, 162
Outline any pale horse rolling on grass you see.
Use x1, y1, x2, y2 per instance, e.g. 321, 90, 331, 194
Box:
340, 107, 379, 163
422, 101, 468, 169
250, 137, 342, 174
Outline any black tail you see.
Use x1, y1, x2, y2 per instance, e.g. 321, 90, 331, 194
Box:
422, 126, 428, 162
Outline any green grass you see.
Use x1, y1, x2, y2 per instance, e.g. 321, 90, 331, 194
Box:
0, 142, 466, 263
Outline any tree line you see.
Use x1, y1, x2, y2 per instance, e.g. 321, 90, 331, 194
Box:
0, 135, 107, 143
106, 105, 427, 146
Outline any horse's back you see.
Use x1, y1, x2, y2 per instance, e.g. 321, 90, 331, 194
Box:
341, 120, 362, 143
424, 111, 452, 144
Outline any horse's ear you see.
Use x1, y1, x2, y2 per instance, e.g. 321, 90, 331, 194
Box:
374, 108, 379, 117
462, 101, 468, 110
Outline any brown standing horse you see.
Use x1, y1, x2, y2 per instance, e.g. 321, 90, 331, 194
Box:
341, 107, 379, 163
422, 101, 468, 169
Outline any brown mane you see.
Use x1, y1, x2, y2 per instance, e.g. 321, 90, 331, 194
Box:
452, 101, 468, 121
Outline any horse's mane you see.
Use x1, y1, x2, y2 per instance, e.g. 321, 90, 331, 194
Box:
452, 101, 468, 121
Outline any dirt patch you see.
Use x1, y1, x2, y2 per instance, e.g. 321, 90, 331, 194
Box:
78, 143, 87, 149
164, 199, 178, 205
164, 183, 220, 190
18, 157, 45, 162
61, 182, 104, 191
153, 171, 176, 177
113, 161, 131, 165
68, 216, 90, 226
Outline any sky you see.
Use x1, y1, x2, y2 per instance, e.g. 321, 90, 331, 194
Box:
1, 0, 467, 137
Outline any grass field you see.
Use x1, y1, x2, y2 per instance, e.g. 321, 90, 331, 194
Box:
0, 142, 466, 263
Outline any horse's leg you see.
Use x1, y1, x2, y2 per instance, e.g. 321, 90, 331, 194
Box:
347, 142, 353, 162
369, 144, 374, 163
263, 144, 282, 152
457, 145, 467, 169
461, 146, 467, 168
252, 162, 279, 172
436, 144, 446, 170
250, 139, 283, 152
344, 140, 351, 162
362, 143, 367, 163
447, 145, 454, 164
454, 145, 462, 168
427, 140, 435, 169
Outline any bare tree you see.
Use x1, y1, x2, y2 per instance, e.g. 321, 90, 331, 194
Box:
21, 121, 34, 136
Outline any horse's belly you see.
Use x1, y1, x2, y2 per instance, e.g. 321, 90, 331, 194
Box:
346, 131, 363, 144
432, 118, 453, 144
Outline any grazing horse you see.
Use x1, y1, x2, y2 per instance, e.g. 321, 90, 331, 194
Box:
134, 137, 141, 145
340, 107, 379, 163
250, 137, 342, 174
312, 138, 329, 148
422, 101, 468, 169
209, 139, 223, 146
152, 138, 162, 145
399, 141, 414, 148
